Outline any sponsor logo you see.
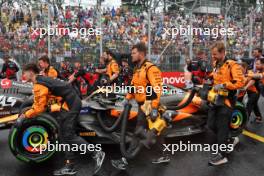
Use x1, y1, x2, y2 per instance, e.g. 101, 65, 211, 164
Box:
162, 72, 185, 87
0, 95, 16, 107
0, 79, 12, 89
163, 77, 185, 85
0, 111, 11, 116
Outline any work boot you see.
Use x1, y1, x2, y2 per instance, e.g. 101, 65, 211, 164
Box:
226, 137, 239, 154
111, 157, 128, 170
255, 116, 263, 124
208, 153, 228, 166
152, 155, 170, 164
53, 162, 77, 176
92, 151, 106, 174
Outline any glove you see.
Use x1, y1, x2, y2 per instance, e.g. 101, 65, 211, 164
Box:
185, 80, 194, 89
213, 84, 225, 91
150, 108, 159, 121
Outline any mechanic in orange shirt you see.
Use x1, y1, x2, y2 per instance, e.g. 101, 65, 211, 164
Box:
95, 50, 120, 85
207, 41, 245, 166
38, 55, 58, 79
111, 43, 169, 170
20, 63, 105, 176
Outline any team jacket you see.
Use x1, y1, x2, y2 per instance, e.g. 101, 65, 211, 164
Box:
126, 60, 163, 109
45, 66, 58, 79
25, 76, 81, 118
246, 70, 258, 93
106, 59, 119, 78
212, 59, 245, 90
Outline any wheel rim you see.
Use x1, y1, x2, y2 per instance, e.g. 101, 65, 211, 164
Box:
230, 110, 244, 129
22, 126, 48, 153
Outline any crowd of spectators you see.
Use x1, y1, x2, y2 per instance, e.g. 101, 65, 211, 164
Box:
0, 2, 262, 70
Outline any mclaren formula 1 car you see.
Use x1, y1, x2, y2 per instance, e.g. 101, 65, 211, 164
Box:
0, 78, 248, 163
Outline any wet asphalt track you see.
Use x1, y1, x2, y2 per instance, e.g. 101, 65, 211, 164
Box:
0, 98, 263, 176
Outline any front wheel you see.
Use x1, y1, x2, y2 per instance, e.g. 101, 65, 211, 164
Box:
8, 113, 59, 163
229, 102, 248, 137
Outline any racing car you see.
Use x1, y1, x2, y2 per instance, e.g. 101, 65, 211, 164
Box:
0, 78, 248, 163
0, 79, 32, 129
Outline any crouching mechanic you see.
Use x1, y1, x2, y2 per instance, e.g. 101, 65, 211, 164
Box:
111, 43, 170, 170
208, 42, 245, 166
20, 63, 105, 176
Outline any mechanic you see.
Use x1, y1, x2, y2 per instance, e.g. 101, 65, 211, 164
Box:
68, 61, 99, 96
95, 49, 120, 85
96, 56, 106, 80
118, 59, 133, 86
247, 58, 264, 123
241, 62, 261, 123
207, 41, 245, 166
111, 43, 170, 170
67, 61, 90, 97
236, 62, 248, 102
59, 61, 74, 80
20, 63, 106, 176
38, 55, 58, 79
250, 48, 264, 71
184, 49, 211, 89
0, 54, 19, 80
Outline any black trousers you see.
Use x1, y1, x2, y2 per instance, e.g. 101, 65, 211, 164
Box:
247, 91, 262, 118
207, 105, 232, 153
54, 98, 93, 161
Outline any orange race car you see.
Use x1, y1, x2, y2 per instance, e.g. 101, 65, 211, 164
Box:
4, 81, 248, 163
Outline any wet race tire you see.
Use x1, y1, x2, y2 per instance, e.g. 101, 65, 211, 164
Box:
229, 102, 248, 137
8, 113, 59, 163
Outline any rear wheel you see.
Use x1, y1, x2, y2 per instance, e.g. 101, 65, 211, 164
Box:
8, 113, 59, 163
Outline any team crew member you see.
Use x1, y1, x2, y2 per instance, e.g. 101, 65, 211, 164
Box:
68, 61, 99, 95
184, 50, 211, 88
119, 59, 133, 86
0, 55, 19, 80
247, 59, 264, 123
207, 42, 245, 166
96, 50, 120, 84
38, 55, 58, 79
257, 59, 264, 95
240, 62, 262, 123
20, 63, 105, 176
59, 61, 74, 80
111, 43, 170, 170
251, 48, 264, 71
